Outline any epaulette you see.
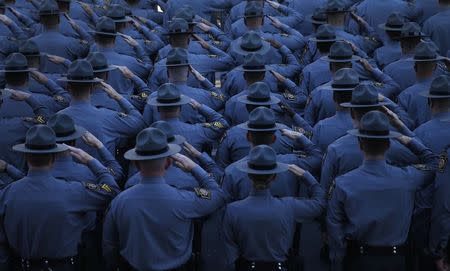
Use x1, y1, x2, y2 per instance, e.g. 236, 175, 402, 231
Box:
439, 151, 448, 173
293, 126, 313, 138
23, 115, 46, 124
372, 82, 384, 88
194, 187, 211, 199
208, 54, 218, 59
84, 182, 113, 193
210, 91, 225, 101
283, 91, 296, 101
118, 112, 128, 118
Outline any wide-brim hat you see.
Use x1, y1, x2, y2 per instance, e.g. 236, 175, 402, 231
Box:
405, 55, 445, 62
419, 75, 450, 98
340, 100, 389, 108
419, 90, 450, 98
236, 65, 266, 72
237, 93, 280, 105
237, 121, 284, 132
378, 23, 404, 32
88, 29, 119, 36
124, 143, 181, 161
55, 125, 86, 142
231, 37, 271, 56
347, 128, 401, 139
236, 158, 288, 174
322, 84, 357, 92
0, 67, 37, 73
147, 94, 191, 107
13, 143, 68, 153
321, 54, 361, 63
58, 76, 103, 83
310, 36, 339, 43
93, 65, 117, 73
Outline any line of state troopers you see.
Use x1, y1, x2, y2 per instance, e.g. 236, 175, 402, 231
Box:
0, 0, 449, 270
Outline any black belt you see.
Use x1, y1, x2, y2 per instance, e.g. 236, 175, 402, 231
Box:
119, 257, 189, 271
347, 240, 407, 256
238, 259, 288, 271
17, 255, 78, 270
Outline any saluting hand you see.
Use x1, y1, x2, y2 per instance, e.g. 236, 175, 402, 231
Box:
358, 58, 374, 72
115, 65, 134, 79
183, 142, 201, 159
0, 14, 13, 26
192, 34, 210, 50
30, 70, 48, 84
47, 54, 68, 64
65, 145, 94, 164
171, 153, 197, 172
281, 128, 302, 140
270, 70, 286, 83
82, 131, 104, 149
8, 89, 31, 101
266, 1, 280, 10
189, 98, 202, 110
189, 65, 206, 82
120, 33, 139, 47
0, 160, 7, 173
64, 13, 80, 31
381, 106, 404, 130
267, 15, 282, 28
196, 22, 212, 33
100, 82, 122, 101
288, 164, 305, 177
278, 101, 296, 117
80, 3, 94, 17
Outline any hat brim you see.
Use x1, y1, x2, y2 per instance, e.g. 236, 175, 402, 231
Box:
162, 31, 194, 36
22, 53, 42, 57
93, 66, 117, 73
419, 90, 450, 99
236, 159, 289, 174
237, 121, 284, 132
169, 135, 186, 145
378, 23, 403, 32
12, 143, 69, 154
347, 129, 401, 139
147, 94, 191, 107
340, 100, 390, 108
325, 9, 351, 14
124, 143, 181, 161
58, 77, 103, 83
89, 31, 119, 36
405, 56, 445, 62
55, 125, 86, 142
109, 17, 132, 23
322, 85, 356, 92
236, 66, 266, 72
0, 67, 37, 73
231, 38, 271, 56
237, 95, 280, 105
309, 37, 339, 43
321, 55, 361, 62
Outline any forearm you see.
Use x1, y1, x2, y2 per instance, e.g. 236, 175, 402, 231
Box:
87, 159, 120, 195
198, 104, 227, 123
5, 164, 25, 180
197, 152, 224, 183
97, 146, 124, 182
191, 165, 219, 189
405, 139, 439, 169
25, 96, 49, 118
117, 97, 138, 114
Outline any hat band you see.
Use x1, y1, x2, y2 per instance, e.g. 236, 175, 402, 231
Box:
359, 129, 389, 136
156, 97, 181, 104
5, 66, 29, 71
385, 23, 403, 28
93, 65, 110, 71
241, 44, 263, 52
248, 122, 276, 129
109, 15, 126, 20
430, 90, 450, 96
167, 135, 175, 142
97, 29, 116, 34
243, 65, 265, 70
247, 95, 270, 102
351, 99, 378, 106
245, 12, 263, 17
248, 161, 277, 170
68, 75, 95, 81
329, 54, 352, 60
55, 129, 77, 137
414, 55, 438, 61
167, 60, 188, 66
135, 146, 169, 156
332, 83, 357, 89
168, 29, 189, 34
25, 143, 58, 150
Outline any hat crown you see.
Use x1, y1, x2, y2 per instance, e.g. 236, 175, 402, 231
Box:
243, 53, 265, 68
430, 75, 450, 96
135, 128, 169, 155
156, 83, 181, 102
315, 24, 336, 40
351, 84, 379, 105
414, 41, 439, 60
385, 12, 404, 28
245, 1, 263, 17
359, 111, 390, 134
39, 0, 59, 14
96, 16, 116, 33
247, 145, 278, 169
47, 113, 76, 137
151, 121, 175, 142
67, 60, 95, 80
86, 52, 109, 71
25, 125, 57, 148
241, 31, 264, 51
311, 8, 327, 22
333, 68, 359, 87
248, 107, 276, 128
19, 40, 40, 56
106, 4, 127, 20
168, 18, 190, 33
166, 48, 189, 66
247, 82, 271, 101
174, 6, 195, 23
329, 41, 353, 60
4, 53, 29, 70
401, 22, 422, 38
326, 0, 347, 12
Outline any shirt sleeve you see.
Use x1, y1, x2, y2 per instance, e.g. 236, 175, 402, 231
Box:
102, 202, 120, 270
223, 207, 240, 271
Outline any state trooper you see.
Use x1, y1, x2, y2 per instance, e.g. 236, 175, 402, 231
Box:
0, 88, 47, 174
0, 124, 120, 270
150, 18, 234, 90
0, 158, 24, 186
373, 13, 405, 69
223, 145, 325, 271
144, 49, 226, 125
146, 83, 229, 153
226, 0, 284, 29
0, 3, 27, 39
321, 84, 422, 202
221, 52, 304, 110
102, 127, 226, 270
414, 75, 450, 153
423, 0, 450, 58
0, 53, 69, 118
30, 0, 89, 74
58, 59, 145, 159
327, 111, 438, 271
288, 0, 327, 36
90, 16, 151, 80
311, 68, 356, 152
110, 0, 163, 25
398, 41, 445, 128
125, 120, 223, 188
304, 41, 402, 126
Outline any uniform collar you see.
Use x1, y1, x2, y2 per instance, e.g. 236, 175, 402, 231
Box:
362, 159, 387, 168
27, 168, 53, 178
164, 117, 181, 123
55, 155, 73, 164
140, 176, 166, 185
249, 187, 271, 197
5, 84, 29, 92
97, 47, 115, 53
335, 110, 350, 119
434, 111, 450, 120
70, 99, 92, 107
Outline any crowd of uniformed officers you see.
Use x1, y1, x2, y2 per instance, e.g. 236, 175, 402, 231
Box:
0, 0, 449, 270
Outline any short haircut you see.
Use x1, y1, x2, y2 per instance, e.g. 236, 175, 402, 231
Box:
40, 14, 59, 26
359, 138, 390, 156
95, 35, 116, 46
25, 153, 55, 167
243, 71, 265, 82
330, 62, 352, 72
317, 42, 334, 54
333, 91, 353, 104
248, 130, 276, 146
5, 72, 28, 86
351, 106, 380, 121
248, 173, 275, 183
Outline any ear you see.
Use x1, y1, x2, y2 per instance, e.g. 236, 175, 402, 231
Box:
134, 161, 141, 171
272, 134, 276, 144
246, 132, 252, 142
164, 157, 172, 170
269, 174, 276, 181
357, 138, 364, 151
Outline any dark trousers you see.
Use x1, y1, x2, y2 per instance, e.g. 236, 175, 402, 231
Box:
13, 257, 79, 271
344, 255, 406, 271
118, 257, 191, 271
235, 259, 288, 271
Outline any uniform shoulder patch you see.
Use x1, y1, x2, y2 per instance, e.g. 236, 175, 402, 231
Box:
283, 91, 296, 101
372, 82, 384, 88
293, 126, 313, 138
194, 187, 211, 199
23, 115, 46, 124
53, 95, 67, 105
208, 54, 218, 59
439, 151, 448, 173
84, 182, 113, 193
212, 121, 225, 129
210, 91, 225, 101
